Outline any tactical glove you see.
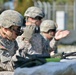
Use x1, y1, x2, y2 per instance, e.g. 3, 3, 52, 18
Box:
22, 25, 36, 41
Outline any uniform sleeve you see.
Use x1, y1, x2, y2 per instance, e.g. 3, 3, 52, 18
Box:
27, 34, 43, 54
49, 38, 58, 53
17, 34, 43, 58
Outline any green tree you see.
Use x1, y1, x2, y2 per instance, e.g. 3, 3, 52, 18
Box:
15, 0, 34, 15
15, 0, 74, 15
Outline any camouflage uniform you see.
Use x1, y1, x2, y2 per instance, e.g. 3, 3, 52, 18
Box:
0, 36, 18, 71
14, 8, 58, 68
22, 7, 57, 53
20, 20, 58, 55
40, 20, 58, 54
30, 33, 58, 54
18, 33, 58, 56
13, 20, 58, 68
24, 6, 45, 20
0, 10, 24, 71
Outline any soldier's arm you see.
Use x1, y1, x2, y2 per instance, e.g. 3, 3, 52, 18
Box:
49, 38, 58, 56
28, 34, 43, 54
50, 30, 69, 50
13, 37, 43, 60
49, 38, 58, 50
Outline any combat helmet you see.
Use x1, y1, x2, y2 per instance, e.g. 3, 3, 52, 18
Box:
24, 6, 45, 19
0, 10, 24, 28
40, 20, 58, 32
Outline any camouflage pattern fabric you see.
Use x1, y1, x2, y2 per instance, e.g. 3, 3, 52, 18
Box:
0, 61, 14, 71
0, 10, 24, 71
15, 33, 58, 58
0, 36, 18, 71
14, 33, 58, 68
40, 20, 58, 32
0, 10, 24, 28
29, 33, 58, 54
16, 35, 26, 49
16, 25, 39, 49
24, 6, 45, 18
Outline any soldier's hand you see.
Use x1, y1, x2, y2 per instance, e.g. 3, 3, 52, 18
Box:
54, 30, 70, 40
22, 25, 36, 41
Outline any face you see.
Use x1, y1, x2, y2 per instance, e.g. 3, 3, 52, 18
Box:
26, 17, 42, 26
45, 29, 56, 40
2, 26, 22, 40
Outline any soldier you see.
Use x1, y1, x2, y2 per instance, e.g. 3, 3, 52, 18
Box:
39, 20, 70, 55
16, 6, 45, 48
13, 20, 69, 68
24, 6, 45, 33
22, 20, 69, 55
0, 10, 24, 71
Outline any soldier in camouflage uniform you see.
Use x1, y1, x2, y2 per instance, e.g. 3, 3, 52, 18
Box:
39, 20, 70, 55
14, 20, 69, 68
24, 6, 45, 33
21, 20, 69, 55
0, 10, 24, 71
16, 6, 45, 48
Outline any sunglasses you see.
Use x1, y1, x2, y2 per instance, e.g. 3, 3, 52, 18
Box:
9, 26, 23, 36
